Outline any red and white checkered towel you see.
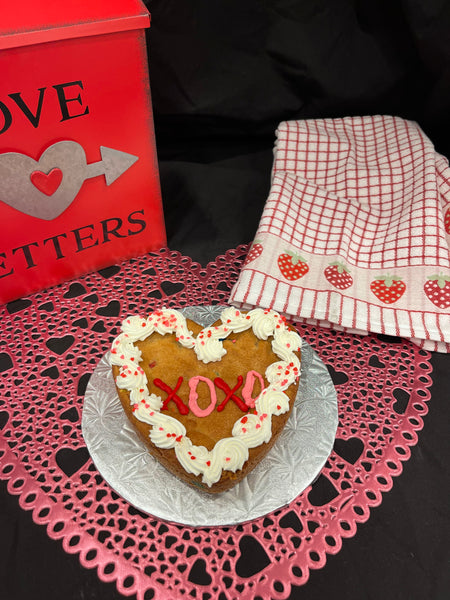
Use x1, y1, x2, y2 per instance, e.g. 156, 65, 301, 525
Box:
230, 115, 450, 352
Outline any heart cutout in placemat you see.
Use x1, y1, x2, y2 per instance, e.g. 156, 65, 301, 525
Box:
56, 447, 90, 477
45, 335, 75, 355
111, 307, 302, 493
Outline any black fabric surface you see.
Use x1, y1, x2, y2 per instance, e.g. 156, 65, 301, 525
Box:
1, 1, 450, 599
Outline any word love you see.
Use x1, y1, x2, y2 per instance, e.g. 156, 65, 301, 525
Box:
153, 371, 265, 418
0, 80, 89, 135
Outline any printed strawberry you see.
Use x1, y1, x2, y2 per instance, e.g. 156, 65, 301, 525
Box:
445, 207, 450, 234
244, 240, 263, 265
277, 251, 309, 281
423, 272, 450, 309
370, 274, 406, 304
324, 261, 353, 289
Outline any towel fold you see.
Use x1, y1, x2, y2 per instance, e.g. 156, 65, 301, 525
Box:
230, 115, 450, 352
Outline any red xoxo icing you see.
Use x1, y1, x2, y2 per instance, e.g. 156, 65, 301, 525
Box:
157, 371, 266, 417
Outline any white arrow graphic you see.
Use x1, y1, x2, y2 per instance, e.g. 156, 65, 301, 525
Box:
85, 146, 139, 186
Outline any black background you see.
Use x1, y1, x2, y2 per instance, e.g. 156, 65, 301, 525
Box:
1, 1, 450, 599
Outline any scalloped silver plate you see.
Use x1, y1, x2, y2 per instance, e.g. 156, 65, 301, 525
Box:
82, 306, 338, 526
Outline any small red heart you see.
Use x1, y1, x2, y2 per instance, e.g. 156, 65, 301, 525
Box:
30, 168, 63, 196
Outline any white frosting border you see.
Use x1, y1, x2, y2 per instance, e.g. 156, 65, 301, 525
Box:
110, 307, 302, 488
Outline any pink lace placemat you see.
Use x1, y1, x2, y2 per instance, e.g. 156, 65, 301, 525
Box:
0, 245, 433, 600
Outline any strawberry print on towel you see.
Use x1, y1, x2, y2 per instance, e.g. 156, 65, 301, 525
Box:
324, 262, 353, 290
230, 115, 450, 352
424, 273, 450, 309
244, 240, 263, 266
370, 275, 406, 304
445, 208, 450, 234
278, 251, 309, 281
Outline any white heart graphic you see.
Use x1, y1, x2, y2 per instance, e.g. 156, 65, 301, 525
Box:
0, 141, 86, 220
0, 141, 139, 220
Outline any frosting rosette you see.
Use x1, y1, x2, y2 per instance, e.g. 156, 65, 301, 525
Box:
214, 438, 249, 472
272, 329, 302, 364
248, 308, 277, 339
175, 439, 210, 477
115, 364, 147, 391
232, 412, 271, 447
120, 316, 154, 342
265, 361, 298, 390
110, 338, 142, 365
149, 310, 178, 334
220, 307, 252, 332
202, 438, 249, 486
148, 414, 186, 448
129, 390, 162, 411
256, 388, 290, 416
194, 325, 231, 363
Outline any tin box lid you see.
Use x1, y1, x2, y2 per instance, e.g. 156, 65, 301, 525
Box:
0, 0, 150, 50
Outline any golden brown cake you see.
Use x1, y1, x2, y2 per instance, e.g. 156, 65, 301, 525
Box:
110, 307, 302, 493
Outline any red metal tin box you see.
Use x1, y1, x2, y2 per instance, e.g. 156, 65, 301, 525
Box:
0, 0, 166, 303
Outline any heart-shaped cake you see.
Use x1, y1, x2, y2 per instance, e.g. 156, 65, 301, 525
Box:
110, 307, 302, 493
